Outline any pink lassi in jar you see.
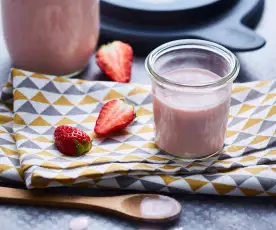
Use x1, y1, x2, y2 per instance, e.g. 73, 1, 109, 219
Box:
2, 0, 99, 76
145, 40, 240, 159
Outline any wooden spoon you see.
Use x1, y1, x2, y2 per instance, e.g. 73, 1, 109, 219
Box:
0, 187, 182, 222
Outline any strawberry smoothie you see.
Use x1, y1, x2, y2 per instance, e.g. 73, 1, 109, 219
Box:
153, 68, 231, 158
2, 0, 99, 75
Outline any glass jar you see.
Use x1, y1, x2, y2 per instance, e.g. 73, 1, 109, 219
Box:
2, 0, 99, 76
145, 39, 240, 159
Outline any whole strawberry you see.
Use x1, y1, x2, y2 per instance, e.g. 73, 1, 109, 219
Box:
54, 125, 92, 156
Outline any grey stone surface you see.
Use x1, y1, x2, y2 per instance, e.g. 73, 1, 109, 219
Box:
1, 188, 276, 230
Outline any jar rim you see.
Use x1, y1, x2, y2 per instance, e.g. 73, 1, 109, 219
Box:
145, 39, 240, 89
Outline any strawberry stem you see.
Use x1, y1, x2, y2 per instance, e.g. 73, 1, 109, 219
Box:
73, 139, 92, 156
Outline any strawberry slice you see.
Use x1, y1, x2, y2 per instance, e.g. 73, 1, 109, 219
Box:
96, 41, 133, 83
94, 99, 135, 136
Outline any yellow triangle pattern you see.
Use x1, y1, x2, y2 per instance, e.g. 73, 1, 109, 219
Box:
30, 73, 49, 80
242, 118, 263, 130
250, 136, 270, 145
0, 115, 13, 124
6, 72, 276, 195
32, 136, 52, 143
54, 77, 72, 83
81, 115, 97, 123
136, 107, 152, 116
14, 90, 28, 100
266, 106, 276, 119
103, 89, 123, 101
11, 68, 26, 77
15, 133, 28, 141
79, 95, 98, 105
212, 183, 236, 195
262, 93, 276, 103
55, 117, 77, 126
30, 116, 51, 126
31, 92, 50, 104
14, 114, 26, 125
185, 179, 208, 191
128, 86, 149, 96
237, 104, 256, 115
54, 96, 73, 106
160, 175, 181, 185
0, 147, 17, 156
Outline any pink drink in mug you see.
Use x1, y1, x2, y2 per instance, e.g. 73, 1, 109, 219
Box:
2, 0, 99, 75
146, 40, 240, 159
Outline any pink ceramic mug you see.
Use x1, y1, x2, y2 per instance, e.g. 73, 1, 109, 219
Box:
2, 0, 99, 76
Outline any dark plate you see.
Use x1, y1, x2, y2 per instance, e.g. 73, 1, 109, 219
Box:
102, 0, 221, 11
100, 0, 266, 53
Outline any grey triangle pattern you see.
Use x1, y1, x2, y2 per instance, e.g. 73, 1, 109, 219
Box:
141, 94, 152, 105
3, 126, 13, 134
243, 146, 257, 153
1, 92, 13, 103
258, 120, 276, 133
43, 127, 56, 135
92, 103, 104, 113
269, 81, 276, 92
76, 124, 91, 131
19, 141, 41, 149
140, 179, 166, 191
130, 120, 143, 126
16, 101, 38, 114
156, 150, 170, 156
41, 82, 60, 93
88, 83, 108, 93
46, 144, 58, 150
257, 158, 272, 165
245, 89, 264, 101
252, 105, 270, 115
21, 126, 40, 134
256, 176, 276, 191
22, 154, 42, 160
125, 98, 139, 106
99, 138, 121, 145
228, 117, 247, 127
67, 107, 88, 115
0, 108, 10, 113
116, 176, 139, 188
41, 105, 63, 116
230, 98, 242, 106
233, 133, 253, 144
178, 168, 189, 173
231, 162, 244, 168
130, 148, 152, 155
8, 157, 20, 166
125, 135, 146, 142
168, 186, 185, 193
64, 85, 84, 95
203, 175, 222, 181
268, 137, 276, 146
218, 153, 231, 160
146, 117, 154, 124
0, 138, 14, 145
17, 78, 39, 90
50, 157, 70, 163
229, 175, 251, 186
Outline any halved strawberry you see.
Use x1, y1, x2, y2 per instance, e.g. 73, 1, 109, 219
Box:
94, 99, 135, 136
54, 125, 92, 156
96, 41, 133, 83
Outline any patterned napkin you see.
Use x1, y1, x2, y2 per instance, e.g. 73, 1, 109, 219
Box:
0, 68, 276, 196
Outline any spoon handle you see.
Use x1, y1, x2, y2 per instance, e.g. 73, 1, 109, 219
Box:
0, 186, 123, 212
